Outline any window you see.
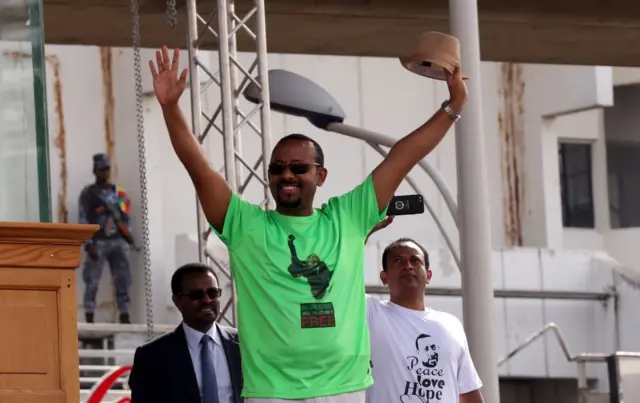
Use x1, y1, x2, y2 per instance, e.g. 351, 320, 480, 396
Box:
604, 85, 640, 229
607, 142, 640, 228
558, 143, 595, 228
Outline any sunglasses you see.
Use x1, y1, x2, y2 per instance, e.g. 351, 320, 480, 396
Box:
268, 162, 321, 176
178, 287, 222, 301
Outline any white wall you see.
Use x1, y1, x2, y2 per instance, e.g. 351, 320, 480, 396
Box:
5, 43, 640, 384
613, 67, 640, 86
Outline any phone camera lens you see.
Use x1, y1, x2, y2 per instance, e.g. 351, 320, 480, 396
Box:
394, 201, 405, 210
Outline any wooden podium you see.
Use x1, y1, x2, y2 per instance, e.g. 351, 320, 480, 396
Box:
0, 222, 98, 403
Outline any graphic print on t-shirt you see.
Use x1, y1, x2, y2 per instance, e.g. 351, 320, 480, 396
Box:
287, 235, 337, 329
287, 234, 334, 299
401, 333, 446, 403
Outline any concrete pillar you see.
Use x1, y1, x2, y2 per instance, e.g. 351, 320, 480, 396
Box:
448, 1, 501, 402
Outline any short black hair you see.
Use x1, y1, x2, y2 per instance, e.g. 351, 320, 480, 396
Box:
171, 263, 218, 295
415, 333, 431, 350
381, 237, 430, 271
274, 133, 325, 166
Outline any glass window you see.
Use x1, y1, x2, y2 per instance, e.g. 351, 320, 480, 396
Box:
607, 142, 640, 228
558, 143, 595, 228
0, 0, 51, 222
604, 85, 640, 229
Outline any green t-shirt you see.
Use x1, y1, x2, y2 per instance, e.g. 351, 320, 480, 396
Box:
213, 174, 386, 399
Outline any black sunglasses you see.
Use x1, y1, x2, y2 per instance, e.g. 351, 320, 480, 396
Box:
268, 162, 321, 176
178, 287, 222, 301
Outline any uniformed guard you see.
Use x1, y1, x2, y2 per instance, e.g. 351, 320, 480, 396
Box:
79, 153, 134, 324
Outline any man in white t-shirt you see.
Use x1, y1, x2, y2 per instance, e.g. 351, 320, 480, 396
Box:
365, 236, 484, 403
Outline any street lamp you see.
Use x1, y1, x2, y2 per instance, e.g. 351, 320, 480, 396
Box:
244, 69, 460, 268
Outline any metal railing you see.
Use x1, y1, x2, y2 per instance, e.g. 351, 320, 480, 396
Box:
365, 285, 615, 301
497, 321, 640, 367
78, 322, 176, 336
497, 321, 640, 401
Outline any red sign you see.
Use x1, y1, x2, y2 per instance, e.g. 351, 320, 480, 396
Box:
86, 365, 132, 403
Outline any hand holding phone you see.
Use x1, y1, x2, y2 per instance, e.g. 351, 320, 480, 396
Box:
387, 194, 425, 216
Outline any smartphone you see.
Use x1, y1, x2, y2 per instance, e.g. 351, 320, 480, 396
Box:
387, 194, 425, 216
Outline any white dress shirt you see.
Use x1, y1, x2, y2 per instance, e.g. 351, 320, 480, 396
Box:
182, 322, 234, 403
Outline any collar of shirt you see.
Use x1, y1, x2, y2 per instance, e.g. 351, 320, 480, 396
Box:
182, 321, 221, 351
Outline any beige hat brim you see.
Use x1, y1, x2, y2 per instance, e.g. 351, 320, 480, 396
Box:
399, 56, 469, 81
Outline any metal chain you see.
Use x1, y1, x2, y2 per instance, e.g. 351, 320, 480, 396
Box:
129, 0, 154, 341
166, 0, 177, 28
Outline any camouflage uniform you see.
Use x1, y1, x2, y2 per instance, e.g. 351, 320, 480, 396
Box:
79, 154, 133, 322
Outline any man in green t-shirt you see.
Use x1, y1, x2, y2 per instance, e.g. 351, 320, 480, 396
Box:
149, 46, 468, 403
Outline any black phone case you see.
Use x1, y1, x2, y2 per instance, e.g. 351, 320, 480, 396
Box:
387, 194, 425, 216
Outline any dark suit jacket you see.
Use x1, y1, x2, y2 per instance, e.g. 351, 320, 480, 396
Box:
129, 323, 243, 403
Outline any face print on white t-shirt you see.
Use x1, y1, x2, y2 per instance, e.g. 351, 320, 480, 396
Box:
403, 332, 448, 401
366, 296, 482, 403
414, 333, 440, 369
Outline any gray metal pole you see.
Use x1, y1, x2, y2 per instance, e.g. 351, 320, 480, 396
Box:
186, 0, 206, 264
448, 1, 501, 402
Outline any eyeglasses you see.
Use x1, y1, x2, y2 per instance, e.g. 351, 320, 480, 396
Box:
268, 162, 321, 176
178, 287, 222, 301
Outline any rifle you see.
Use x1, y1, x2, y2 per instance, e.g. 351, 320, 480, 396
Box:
89, 185, 141, 251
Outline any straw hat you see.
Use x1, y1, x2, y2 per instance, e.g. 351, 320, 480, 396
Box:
399, 32, 469, 81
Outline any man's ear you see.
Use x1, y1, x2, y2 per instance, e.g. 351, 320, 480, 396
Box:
317, 167, 328, 187
426, 269, 432, 284
171, 294, 180, 309
380, 270, 388, 285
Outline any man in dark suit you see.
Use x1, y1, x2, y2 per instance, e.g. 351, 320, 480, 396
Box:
129, 263, 242, 403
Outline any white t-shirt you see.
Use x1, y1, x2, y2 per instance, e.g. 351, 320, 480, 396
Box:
366, 296, 482, 403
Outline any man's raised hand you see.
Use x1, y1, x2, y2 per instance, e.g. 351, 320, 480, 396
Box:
445, 65, 468, 111
149, 46, 188, 106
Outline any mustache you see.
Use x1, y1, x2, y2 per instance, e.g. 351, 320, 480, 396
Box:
199, 303, 215, 310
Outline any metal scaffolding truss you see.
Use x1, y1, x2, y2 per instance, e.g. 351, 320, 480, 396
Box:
185, 0, 272, 327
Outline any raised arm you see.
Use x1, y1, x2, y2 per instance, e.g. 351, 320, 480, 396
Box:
150, 46, 232, 233
371, 67, 468, 212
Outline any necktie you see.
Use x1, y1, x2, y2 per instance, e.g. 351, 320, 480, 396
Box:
200, 335, 220, 403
